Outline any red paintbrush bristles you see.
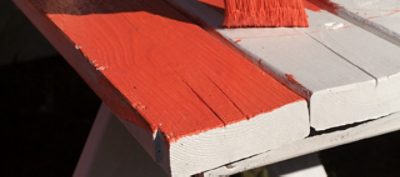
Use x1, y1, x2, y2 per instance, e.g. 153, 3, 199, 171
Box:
223, 0, 309, 28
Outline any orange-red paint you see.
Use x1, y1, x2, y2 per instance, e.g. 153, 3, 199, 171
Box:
223, 0, 309, 27
234, 39, 242, 43
303, 0, 322, 12
304, 0, 338, 13
27, 0, 303, 142
285, 74, 301, 86
199, 0, 225, 9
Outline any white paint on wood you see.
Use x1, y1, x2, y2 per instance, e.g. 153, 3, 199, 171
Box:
203, 112, 400, 177
73, 104, 169, 177
167, 0, 400, 130
328, 0, 400, 46
303, 9, 400, 130
13, 1, 310, 176
268, 153, 327, 177
121, 101, 309, 177
76, 103, 309, 177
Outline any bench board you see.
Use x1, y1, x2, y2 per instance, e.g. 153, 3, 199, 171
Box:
204, 112, 400, 176
13, 0, 310, 176
328, 0, 400, 46
166, 0, 400, 130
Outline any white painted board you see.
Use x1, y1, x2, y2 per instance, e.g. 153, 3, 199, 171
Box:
167, 0, 400, 130
203, 112, 400, 177
121, 101, 309, 177
328, 0, 400, 45
13, 1, 310, 176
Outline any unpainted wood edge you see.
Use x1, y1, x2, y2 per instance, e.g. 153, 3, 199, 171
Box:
203, 111, 400, 176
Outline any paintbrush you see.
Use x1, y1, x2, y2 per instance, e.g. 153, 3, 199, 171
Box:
223, 0, 309, 28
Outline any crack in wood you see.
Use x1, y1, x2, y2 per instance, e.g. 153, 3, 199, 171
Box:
204, 74, 248, 119
304, 32, 379, 85
181, 79, 227, 126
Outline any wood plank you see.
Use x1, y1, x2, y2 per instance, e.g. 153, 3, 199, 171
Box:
203, 112, 400, 176
319, 0, 400, 46
167, 0, 400, 130
13, 0, 310, 176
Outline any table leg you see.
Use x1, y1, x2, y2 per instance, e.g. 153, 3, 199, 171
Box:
73, 103, 168, 177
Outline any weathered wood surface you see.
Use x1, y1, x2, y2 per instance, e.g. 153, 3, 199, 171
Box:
12, 0, 310, 176
203, 112, 400, 176
167, 0, 400, 130
0, 0, 56, 65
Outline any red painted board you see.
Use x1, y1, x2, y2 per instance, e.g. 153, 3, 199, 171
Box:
26, 0, 303, 142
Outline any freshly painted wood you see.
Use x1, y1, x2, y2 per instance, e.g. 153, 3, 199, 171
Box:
320, 0, 400, 46
203, 112, 400, 176
73, 104, 169, 177
13, 0, 310, 176
268, 153, 327, 177
22, 0, 306, 141
167, 0, 400, 130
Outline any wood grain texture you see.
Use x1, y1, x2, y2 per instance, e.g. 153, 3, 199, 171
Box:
13, 0, 310, 176
167, 0, 400, 130
19, 0, 304, 141
118, 100, 308, 176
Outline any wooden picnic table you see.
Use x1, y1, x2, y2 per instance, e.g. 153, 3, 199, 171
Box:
13, 0, 400, 176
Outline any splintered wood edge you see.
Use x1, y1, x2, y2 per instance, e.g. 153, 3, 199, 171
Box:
203, 112, 400, 176
121, 100, 309, 176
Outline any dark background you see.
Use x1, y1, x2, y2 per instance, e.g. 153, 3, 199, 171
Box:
2, 0, 400, 176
